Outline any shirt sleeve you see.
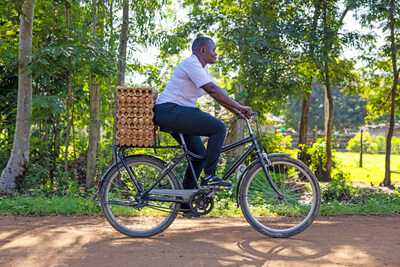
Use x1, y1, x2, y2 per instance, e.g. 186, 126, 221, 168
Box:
182, 59, 214, 88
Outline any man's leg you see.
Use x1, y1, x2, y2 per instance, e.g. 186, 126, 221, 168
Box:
154, 104, 226, 177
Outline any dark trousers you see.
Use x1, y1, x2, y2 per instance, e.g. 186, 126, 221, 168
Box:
154, 103, 226, 189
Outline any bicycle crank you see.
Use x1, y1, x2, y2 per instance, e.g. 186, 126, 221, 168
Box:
188, 191, 214, 216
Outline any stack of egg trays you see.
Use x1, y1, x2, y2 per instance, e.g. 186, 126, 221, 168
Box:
116, 86, 157, 147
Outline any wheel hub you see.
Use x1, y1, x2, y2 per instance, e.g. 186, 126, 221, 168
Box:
277, 194, 285, 201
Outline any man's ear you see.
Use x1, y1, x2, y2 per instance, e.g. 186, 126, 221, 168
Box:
200, 47, 205, 54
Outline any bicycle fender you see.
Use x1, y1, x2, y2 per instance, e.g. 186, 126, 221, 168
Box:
97, 154, 148, 191
268, 153, 291, 158
234, 153, 290, 206
97, 154, 183, 192
97, 161, 120, 191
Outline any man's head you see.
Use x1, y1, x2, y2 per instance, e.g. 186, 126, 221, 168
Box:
192, 37, 217, 66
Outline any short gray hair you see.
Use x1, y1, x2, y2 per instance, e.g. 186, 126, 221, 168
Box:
192, 37, 214, 53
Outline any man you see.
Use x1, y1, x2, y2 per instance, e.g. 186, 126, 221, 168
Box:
154, 37, 252, 191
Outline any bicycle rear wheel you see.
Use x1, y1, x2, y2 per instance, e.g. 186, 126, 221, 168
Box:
239, 156, 320, 238
100, 155, 181, 237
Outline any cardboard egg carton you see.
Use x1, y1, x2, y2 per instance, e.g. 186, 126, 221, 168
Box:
116, 86, 158, 147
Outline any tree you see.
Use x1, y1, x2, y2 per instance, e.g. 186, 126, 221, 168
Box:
64, 1, 73, 172
86, 0, 102, 188
182, 0, 308, 115
382, 0, 399, 186
289, 0, 363, 180
281, 82, 367, 131
0, 0, 34, 193
112, 0, 129, 151
358, 0, 399, 186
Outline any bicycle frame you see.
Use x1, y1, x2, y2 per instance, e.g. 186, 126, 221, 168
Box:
99, 116, 284, 204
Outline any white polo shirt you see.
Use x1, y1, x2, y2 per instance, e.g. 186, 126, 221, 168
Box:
156, 54, 215, 107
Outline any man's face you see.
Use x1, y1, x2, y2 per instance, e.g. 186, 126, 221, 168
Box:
202, 41, 217, 65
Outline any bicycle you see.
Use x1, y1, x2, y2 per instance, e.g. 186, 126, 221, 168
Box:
94, 113, 321, 238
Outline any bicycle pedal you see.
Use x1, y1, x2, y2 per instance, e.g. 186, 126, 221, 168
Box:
181, 211, 200, 218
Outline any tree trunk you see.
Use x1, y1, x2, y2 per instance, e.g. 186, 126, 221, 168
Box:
324, 63, 334, 182
86, 84, 101, 188
64, 6, 73, 172
320, 1, 335, 182
359, 129, 363, 168
298, 91, 310, 163
86, 0, 101, 188
51, 118, 60, 186
381, 0, 398, 187
72, 88, 78, 174
0, 0, 34, 193
113, 0, 130, 151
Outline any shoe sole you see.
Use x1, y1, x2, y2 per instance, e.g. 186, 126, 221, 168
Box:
200, 184, 233, 190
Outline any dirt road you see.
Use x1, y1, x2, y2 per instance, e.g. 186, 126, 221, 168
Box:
0, 216, 399, 267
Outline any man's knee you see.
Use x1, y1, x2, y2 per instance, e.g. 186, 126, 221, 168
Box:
213, 119, 226, 136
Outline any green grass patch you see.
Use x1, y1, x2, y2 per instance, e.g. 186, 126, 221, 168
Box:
0, 195, 102, 216
1, 192, 400, 216
320, 196, 400, 215
334, 152, 400, 185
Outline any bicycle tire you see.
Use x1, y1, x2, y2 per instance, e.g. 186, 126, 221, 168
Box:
239, 156, 321, 238
100, 155, 181, 237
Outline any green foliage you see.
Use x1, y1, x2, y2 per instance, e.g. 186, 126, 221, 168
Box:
0, 65, 18, 171
306, 138, 339, 174
346, 132, 400, 154
320, 181, 400, 215
319, 193, 400, 215
319, 152, 400, 215
261, 132, 293, 153
181, 0, 311, 115
1, 186, 400, 216
280, 83, 368, 132
356, 1, 400, 123
321, 171, 360, 204
0, 194, 102, 216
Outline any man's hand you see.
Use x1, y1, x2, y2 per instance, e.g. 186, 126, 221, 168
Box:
238, 106, 253, 119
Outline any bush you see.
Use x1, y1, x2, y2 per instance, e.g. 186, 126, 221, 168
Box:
261, 132, 292, 153
306, 138, 340, 181
346, 132, 400, 154
321, 171, 360, 204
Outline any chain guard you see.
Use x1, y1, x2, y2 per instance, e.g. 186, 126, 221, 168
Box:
188, 191, 214, 216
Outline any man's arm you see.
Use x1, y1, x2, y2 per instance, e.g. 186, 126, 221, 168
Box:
201, 82, 252, 118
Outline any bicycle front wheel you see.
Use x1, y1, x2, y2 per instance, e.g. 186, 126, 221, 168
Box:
100, 155, 181, 237
239, 156, 320, 238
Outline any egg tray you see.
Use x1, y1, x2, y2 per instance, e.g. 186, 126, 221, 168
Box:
116, 86, 158, 147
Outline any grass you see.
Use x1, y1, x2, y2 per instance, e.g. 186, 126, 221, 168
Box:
0, 194, 102, 216
1, 189, 400, 216
334, 152, 400, 185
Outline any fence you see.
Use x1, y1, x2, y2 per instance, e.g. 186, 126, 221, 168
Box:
282, 131, 400, 154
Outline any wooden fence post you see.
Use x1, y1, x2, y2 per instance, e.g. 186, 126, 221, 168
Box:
359, 129, 363, 168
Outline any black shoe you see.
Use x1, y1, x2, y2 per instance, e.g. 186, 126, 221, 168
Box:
200, 175, 233, 190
